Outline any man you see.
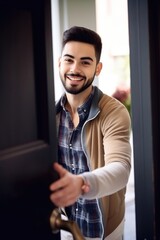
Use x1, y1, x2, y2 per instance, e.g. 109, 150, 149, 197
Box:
50, 26, 131, 240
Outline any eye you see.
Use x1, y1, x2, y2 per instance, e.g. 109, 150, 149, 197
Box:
81, 61, 91, 66
64, 58, 73, 63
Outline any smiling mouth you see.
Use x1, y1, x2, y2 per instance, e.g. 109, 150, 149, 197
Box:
66, 74, 85, 81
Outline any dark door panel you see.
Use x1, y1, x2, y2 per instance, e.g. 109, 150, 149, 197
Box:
0, 0, 59, 239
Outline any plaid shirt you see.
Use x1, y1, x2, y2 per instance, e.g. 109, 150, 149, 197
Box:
58, 88, 103, 238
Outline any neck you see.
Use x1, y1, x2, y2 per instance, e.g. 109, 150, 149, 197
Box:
65, 86, 93, 113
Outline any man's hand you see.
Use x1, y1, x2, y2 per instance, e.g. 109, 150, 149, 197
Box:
49, 163, 90, 207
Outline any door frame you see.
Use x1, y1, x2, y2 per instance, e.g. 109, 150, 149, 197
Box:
128, 0, 160, 238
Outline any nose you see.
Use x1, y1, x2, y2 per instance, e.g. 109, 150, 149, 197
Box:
70, 62, 81, 73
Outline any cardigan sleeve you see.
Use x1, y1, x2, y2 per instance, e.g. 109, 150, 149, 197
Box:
81, 95, 131, 199
80, 161, 130, 199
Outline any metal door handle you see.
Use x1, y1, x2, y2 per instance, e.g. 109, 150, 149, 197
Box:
50, 208, 85, 240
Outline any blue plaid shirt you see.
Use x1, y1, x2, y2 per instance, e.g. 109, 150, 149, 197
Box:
58, 88, 103, 238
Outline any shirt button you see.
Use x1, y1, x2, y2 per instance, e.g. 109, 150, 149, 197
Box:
69, 143, 72, 149
71, 163, 75, 171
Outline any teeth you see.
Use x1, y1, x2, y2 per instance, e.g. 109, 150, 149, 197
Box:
68, 76, 82, 81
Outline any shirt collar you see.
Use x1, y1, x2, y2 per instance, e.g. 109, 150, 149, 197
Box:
60, 87, 95, 113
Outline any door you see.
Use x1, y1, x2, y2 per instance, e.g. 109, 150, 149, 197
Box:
0, 0, 60, 239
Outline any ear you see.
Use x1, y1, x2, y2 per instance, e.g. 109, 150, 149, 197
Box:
95, 62, 102, 76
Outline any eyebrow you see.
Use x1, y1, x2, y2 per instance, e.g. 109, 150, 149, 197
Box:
63, 54, 94, 62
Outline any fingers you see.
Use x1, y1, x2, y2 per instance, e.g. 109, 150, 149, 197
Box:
49, 172, 84, 207
50, 175, 79, 207
49, 163, 90, 207
49, 172, 68, 192
81, 184, 90, 194
53, 162, 67, 177
50, 185, 77, 207
49, 164, 73, 198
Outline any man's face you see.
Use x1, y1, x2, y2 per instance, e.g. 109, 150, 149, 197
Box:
59, 41, 102, 94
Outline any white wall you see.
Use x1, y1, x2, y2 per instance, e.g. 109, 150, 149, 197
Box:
51, 0, 63, 100
59, 0, 96, 32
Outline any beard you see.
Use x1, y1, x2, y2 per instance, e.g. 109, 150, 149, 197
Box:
59, 72, 96, 95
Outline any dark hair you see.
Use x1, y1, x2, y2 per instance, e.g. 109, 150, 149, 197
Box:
62, 26, 102, 63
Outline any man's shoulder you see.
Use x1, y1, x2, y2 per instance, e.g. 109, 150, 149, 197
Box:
98, 92, 117, 107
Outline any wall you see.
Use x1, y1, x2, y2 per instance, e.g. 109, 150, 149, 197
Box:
59, 0, 96, 33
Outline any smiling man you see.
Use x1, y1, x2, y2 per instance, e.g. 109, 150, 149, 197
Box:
59, 41, 101, 96
50, 26, 131, 240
